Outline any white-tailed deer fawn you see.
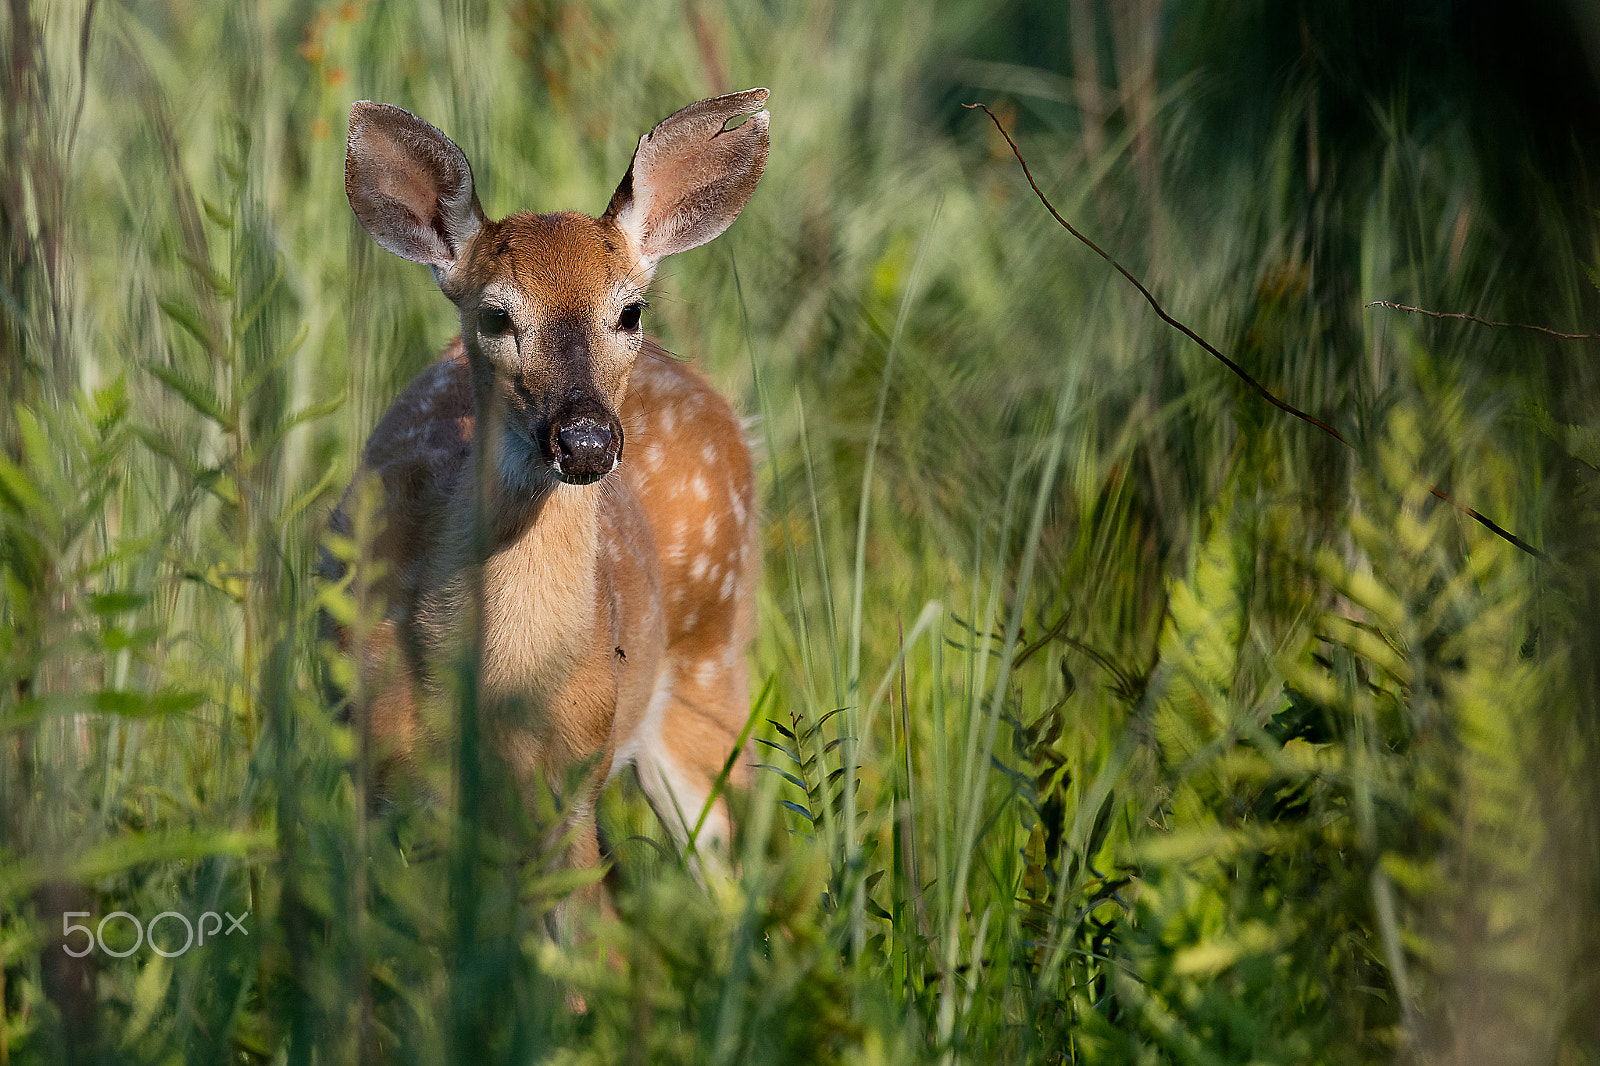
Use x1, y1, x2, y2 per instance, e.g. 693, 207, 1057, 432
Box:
327, 90, 768, 875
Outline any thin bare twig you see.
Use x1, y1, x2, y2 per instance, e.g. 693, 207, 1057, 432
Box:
1425, 486, 1541, 558
1013, 610, 1073, 671
965, 102, 1545, 560
963, 103, 1348, 445
1365, 301, 1600, 341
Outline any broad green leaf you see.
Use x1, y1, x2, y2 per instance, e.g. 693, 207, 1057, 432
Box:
88, 590, 151, 614
0, 453, 53, 529
0, 829, 271, 897
251, 392, 345, 459
147, 362, 232, 430
279, 464, 341, 527
157, 298, 218, 354
3, 688, 205, 731
201, 196, 233, 230
179, 252, 233, 298
240, 316, 305, 398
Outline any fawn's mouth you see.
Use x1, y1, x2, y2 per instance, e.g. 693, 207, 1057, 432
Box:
549, 459, 616, 487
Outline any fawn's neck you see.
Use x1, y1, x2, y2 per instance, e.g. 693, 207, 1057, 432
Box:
432, 434, 607, 703
482, 480, 602, 697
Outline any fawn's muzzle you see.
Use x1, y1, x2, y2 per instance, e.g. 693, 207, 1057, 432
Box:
552, 415, 619, 485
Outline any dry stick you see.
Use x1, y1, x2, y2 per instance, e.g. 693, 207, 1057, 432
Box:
1366, 301, 1600, 342
965, 102, 1546, 561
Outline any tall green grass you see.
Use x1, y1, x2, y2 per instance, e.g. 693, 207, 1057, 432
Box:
2, 1, 1598, 1062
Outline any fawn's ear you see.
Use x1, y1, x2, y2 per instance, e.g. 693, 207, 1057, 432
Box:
602, 88, 769, 272
345, 101, 485, 280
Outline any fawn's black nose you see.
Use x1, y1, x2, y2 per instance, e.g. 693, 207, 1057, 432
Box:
554, 418, 616, 484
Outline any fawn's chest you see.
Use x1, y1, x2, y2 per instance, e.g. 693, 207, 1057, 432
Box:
414, 480, 663, 721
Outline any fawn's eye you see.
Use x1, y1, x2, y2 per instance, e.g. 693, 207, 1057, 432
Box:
477, 306, 511, 336
617, 301, 645, 332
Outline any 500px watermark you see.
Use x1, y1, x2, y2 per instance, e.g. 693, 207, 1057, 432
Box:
60, 910, 249, 958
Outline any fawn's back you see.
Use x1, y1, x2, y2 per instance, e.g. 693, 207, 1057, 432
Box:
327, 90, 769, 863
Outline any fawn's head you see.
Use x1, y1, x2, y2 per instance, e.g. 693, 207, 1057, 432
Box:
345, 90, 769, 489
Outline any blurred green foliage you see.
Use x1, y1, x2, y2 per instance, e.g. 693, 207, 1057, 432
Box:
2, 0, 1599, 1062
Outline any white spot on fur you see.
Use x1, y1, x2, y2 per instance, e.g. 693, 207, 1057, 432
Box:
695, 659, 722, 688
682, 609, 699, 632
703, 512, 719, 543
690, 554, 709, 581
690, 474, 709, 500
720, 570, 736, 600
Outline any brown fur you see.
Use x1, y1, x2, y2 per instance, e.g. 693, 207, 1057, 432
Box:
327, 235, 758, 854
331, 90, 768, 885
